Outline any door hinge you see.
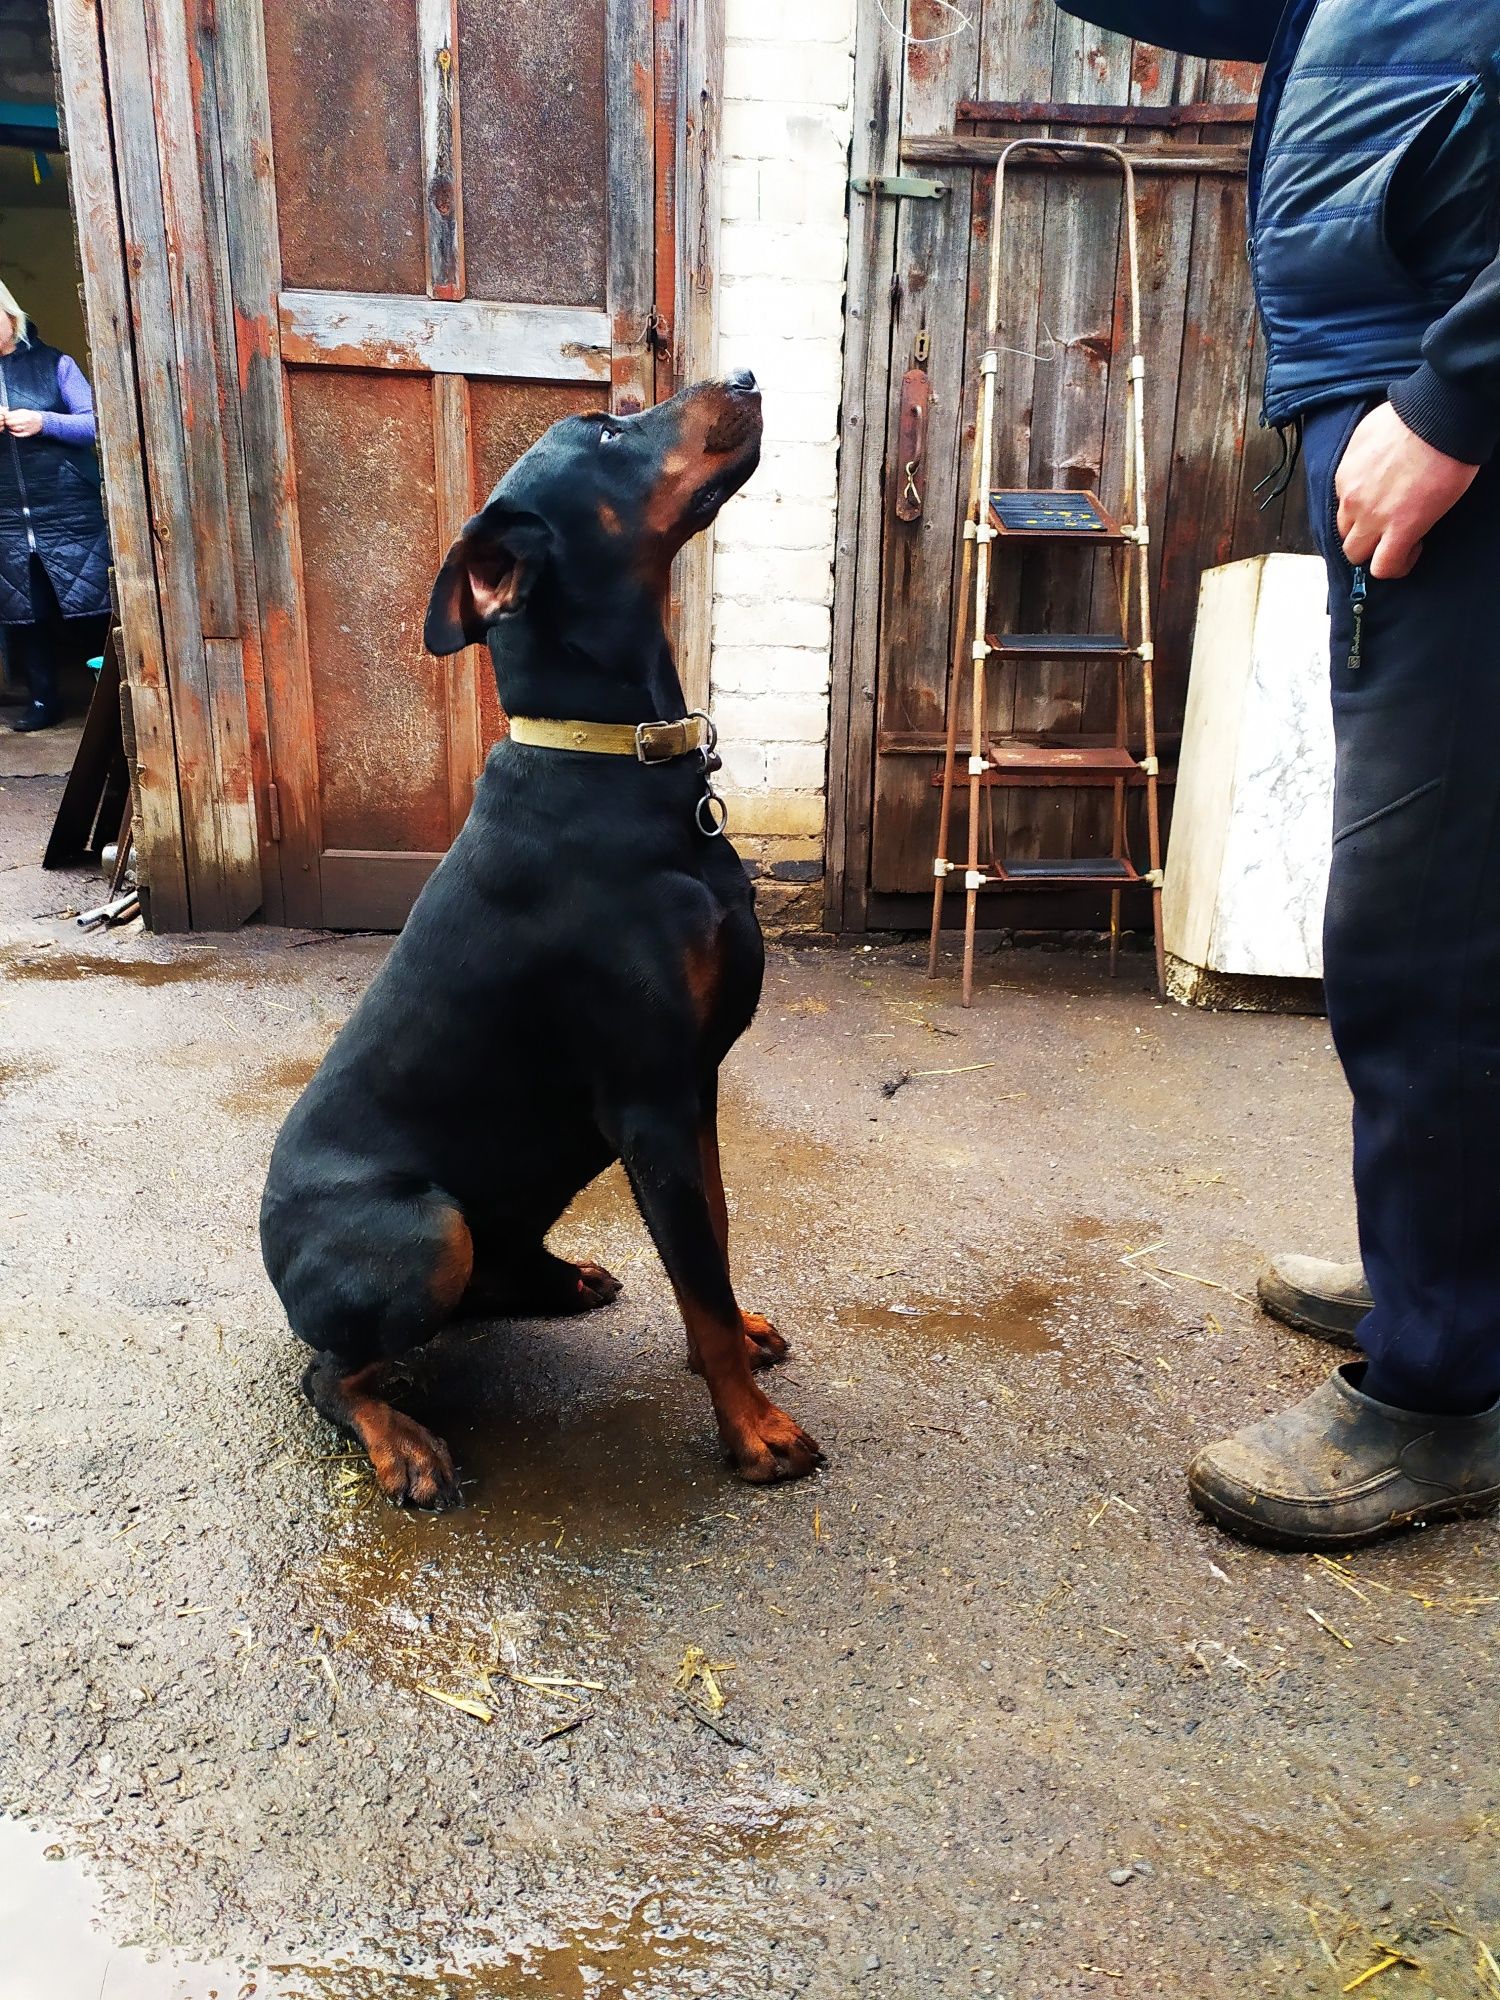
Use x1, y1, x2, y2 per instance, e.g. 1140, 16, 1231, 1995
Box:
266, 781, 282, 842
850, 174, 948, 201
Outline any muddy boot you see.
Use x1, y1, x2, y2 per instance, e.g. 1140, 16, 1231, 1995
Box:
1256, 1253, 1371, 1345
1187, 1364, 1500, 1550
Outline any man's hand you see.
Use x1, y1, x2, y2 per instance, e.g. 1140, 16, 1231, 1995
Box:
2, 408, 43, 438
1336, 401, 1478, 579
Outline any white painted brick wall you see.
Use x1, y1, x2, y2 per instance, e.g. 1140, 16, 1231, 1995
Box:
710, 1, 856, 863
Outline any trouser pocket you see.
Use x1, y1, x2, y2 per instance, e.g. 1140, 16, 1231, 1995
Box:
1310, 398, 1380, 680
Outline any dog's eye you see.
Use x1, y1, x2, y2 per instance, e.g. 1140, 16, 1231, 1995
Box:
598, 423, 621, 448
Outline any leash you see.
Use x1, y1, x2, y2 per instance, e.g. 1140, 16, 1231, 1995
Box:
507, 708, 729, 836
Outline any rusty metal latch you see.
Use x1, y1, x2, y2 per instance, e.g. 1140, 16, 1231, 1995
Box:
850, 175, 947, 201
895, 364, 930, 522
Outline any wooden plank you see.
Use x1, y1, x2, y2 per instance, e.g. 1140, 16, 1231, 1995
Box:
277, 292, 613, 381
210, 0, 324, 926
185, 0, 280, 919
1074, 42, 1205, 862
143, 0, 261, 922
653, 0, 683, 662
139, 0, 237, 639
671, 0, 722, 712
957, 98, 1254, 127
1004, 15, 1135, 871
866, 0, 986, 900
100, 0, 248, 927
47, 0, 189, 929
418, 0, 464, 300
606, 0, 655, 413
431, 372, 482, 832
904, 134, 1249, 174
961, 6, 1062, 897
824, 0, 904, 931
1154, 57, 1264, 841
653, 0, 679, 405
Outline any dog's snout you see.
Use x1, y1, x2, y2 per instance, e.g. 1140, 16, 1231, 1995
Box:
725, 368, 758, 394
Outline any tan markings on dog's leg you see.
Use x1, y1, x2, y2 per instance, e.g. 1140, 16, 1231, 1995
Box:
672, 1282, 818, 1483
427, 1207, 475, 1317
694, 1109, 787, 1375
337, 1363, 460, 1510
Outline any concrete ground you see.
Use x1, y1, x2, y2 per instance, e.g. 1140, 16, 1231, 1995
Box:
1, 772, 1497, 2000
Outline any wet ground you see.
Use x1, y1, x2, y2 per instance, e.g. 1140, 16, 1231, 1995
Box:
1, 773, 1497, 1999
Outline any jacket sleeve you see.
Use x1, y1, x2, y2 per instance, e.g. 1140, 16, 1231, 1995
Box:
1388, 259, 1500, 464
1053, 1, 1281, 61
37, 354, 98, 450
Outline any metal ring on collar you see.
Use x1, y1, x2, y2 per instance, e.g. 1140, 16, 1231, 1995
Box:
695, 788, 729, 838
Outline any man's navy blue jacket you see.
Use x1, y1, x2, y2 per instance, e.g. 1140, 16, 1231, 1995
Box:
1059, 0, 1500, 460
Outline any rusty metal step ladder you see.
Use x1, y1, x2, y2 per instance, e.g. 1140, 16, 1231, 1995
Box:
927, 139, 1166, 1005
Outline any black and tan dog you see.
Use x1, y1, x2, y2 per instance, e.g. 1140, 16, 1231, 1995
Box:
260, 371, 821, 1508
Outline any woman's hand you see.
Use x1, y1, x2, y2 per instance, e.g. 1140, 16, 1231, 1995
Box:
2, 409, 44, 438
1336, 402, 1479, 579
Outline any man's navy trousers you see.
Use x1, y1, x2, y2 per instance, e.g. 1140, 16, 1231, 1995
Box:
1306, 398, 1500, 1415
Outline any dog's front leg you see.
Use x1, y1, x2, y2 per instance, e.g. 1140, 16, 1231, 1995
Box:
698, 1074, 789, 1373
611, 1097, 821, 1483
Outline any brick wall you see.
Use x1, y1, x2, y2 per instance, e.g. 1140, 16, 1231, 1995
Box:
712, 0, 856, 929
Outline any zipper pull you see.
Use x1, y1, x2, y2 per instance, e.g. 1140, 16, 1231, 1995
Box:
1348, 565, 1367, 670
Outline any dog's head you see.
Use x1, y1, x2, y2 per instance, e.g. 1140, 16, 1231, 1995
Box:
423, 372, 762, 675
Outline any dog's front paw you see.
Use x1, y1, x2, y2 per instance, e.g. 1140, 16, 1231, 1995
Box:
726, 1397, 822, 1483
365, 1411, 461, 1510
572, 1260, 623, 1310
741, 1312, 788, 1370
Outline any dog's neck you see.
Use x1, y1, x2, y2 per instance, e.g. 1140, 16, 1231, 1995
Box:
488, 616, 688, 726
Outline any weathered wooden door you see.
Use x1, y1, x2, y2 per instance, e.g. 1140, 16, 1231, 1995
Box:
828, 6, 1309, 932
213, 0, 669, 928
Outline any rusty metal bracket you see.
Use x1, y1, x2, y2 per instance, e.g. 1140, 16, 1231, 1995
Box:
850, 174, 948, 201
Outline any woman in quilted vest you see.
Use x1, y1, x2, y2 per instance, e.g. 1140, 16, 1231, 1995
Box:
0, 279, 110, 733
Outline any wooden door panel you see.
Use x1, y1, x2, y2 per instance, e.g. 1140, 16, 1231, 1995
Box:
263, 0, 427, 294
457, 0, 609, 307
287, 367, 450, 856
861, 15, 1302, 911
217, 0, 663, 928
468, 378, 602, 748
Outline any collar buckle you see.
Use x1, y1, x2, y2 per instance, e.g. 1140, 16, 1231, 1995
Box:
634, 718, 697, 765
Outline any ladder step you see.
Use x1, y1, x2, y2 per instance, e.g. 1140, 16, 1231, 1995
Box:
963, 742, 1147, 786
986, 631, 1129, 657
988, 488, 1126, 542
995, 856, 1143, 885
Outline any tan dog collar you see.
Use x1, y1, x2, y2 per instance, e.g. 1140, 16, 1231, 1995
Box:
508, 714, 707, 764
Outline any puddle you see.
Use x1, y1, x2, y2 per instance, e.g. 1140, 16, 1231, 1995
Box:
312, 1379, 725, 1697
0, 943, 257, 987
0, 1809, 790, 1998
857, 1278, 1065, 1360
0, 1815, 241, 1999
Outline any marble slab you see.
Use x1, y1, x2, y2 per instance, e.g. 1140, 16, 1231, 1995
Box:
1163, 554, 1333, 997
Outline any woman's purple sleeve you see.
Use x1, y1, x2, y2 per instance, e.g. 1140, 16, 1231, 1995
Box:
38, 355, 98, 448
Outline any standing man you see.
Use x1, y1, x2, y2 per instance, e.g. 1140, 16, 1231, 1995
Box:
1058, 0, 1500, 1547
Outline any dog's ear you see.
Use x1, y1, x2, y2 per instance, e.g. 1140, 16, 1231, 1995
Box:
423, 502, 554, 654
